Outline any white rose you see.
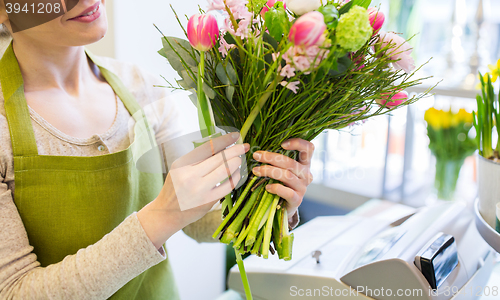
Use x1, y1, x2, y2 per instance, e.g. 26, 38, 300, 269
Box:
286, 0, 323, 15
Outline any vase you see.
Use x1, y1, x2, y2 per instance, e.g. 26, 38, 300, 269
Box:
477, 153, 500, 227
434, 157, 465, 201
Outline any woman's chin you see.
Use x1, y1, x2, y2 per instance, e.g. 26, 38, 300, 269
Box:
82, 29, 108, 45
63, 25, 108, 47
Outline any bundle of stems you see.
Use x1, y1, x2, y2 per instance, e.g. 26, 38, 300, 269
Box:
212, 176, 294, 259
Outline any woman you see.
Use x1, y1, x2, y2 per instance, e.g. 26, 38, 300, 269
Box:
0, 1, 314, 299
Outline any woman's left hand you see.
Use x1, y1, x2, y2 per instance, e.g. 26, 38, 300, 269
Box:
251, 138, 315, 218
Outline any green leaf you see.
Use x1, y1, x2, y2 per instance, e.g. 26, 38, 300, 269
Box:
160, 37, 198, 74
177, 80, 191, 90
158, 49, 167, 59
203, 83, 216, 99
339, 0, 371, 15
224, 33, 237, 46
355, 0, 372, 9
253, 112, 262, 132
216, 64, 230, 85
226, 85, 235, 103
226, 64, 237, 83
263, 32, 279, 50
328, 55, 352, 77
179, 69, 196, 89
264, 2, 289, 42
216, 64, 236, 102
318, 5, 339, 29
248, 0, 268, 13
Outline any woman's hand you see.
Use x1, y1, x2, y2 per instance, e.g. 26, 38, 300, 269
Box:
251, 138, 315, 217
138, 133, 249, 249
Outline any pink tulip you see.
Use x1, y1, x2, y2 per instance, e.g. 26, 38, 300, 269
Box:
289, 11, 327, 47
367, 8, 385, 34
261, 0, 286, 18
187, 14, 220, 52
379, 32, 415, 74
378, 91, 408, 107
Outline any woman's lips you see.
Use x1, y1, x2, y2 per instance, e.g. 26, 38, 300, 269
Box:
68, 3, 101, 23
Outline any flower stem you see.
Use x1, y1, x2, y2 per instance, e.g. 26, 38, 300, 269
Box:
262, 194, 280, 259
221, 185, 263, 244
279, 208, 293, 261
233, 186, 265, 248
213, 177, 259, 239
250, 228, 265, 255
240, 76, 284, 141
235, 250, 253, 300
198, 51, 215, 136
244, 188, 274, 246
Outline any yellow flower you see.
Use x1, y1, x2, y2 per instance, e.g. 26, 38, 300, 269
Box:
440, 111, 452, 129
451, 111, 460, 127
457, 108, 473, 124
425, 107, 441, 129
476, 72, 492, 90
487, 59, 500, 82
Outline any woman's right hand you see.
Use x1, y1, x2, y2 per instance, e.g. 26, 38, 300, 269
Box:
137, 133, 249, 249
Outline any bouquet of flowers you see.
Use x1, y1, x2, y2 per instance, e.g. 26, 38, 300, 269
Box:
424, 108, 475, 200
157, 0, 430, 298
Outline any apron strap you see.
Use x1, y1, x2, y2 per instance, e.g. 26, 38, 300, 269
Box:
0, 43, 38, 157
85, 50, 156, 148
85, 49, 157, 149
84, 49, 143, 119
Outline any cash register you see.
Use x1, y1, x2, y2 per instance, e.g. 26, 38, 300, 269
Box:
225, 200, 496, 300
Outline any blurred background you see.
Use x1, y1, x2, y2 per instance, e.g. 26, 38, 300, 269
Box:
2, 0, 498, 298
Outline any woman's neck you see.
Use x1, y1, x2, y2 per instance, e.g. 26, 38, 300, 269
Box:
12, 38, 97, 96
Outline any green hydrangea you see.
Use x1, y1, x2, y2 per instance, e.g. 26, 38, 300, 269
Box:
336, 5, 373, 52
248, 0, 268, 12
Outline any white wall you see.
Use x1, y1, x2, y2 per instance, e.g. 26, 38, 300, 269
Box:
88, 1, 226, 300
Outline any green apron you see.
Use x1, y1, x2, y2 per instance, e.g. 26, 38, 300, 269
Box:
0, 43, 179, 300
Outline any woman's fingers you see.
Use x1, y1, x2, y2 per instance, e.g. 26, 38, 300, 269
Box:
205, 155, 243, 188
253, 150, 311, 181
252, 164, 306, 195
173, 132, 241, 167
198, 143, 249, 176
250, 138, 315, 217
281, 138, 315, 166
210, 168, 242, 201
264, 183, 302, 216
